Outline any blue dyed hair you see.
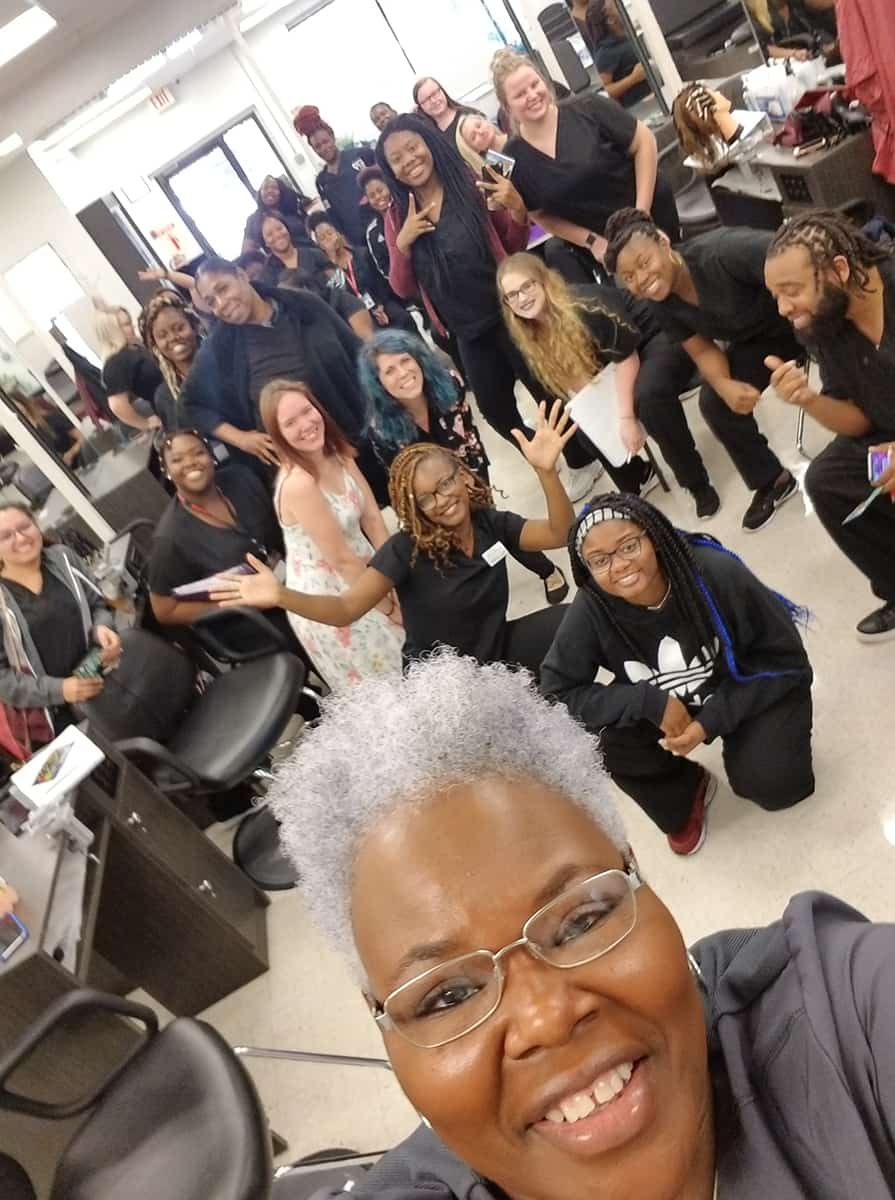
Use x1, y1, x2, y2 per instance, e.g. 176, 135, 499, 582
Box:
569, 494, 809, 687
357, 329, 460, 450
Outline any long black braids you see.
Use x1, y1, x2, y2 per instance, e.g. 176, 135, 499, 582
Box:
569, 494, 809, 685
375, 114, 496, 301
767, 208, 892, 292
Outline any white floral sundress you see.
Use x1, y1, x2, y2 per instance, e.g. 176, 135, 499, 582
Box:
274, 465, 404, 692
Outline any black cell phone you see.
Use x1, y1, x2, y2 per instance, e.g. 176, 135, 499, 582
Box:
0, 912, 28, 962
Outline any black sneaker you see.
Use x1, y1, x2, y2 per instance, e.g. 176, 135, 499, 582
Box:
742, 470, 798, 533
856, 602, 895, 643
691, 482, 720, 519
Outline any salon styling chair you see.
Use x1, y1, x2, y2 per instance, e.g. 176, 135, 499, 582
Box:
0, 989, 388, 1200
79, 619, 304, 889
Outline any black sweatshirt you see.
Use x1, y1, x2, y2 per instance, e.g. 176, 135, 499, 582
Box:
540, 543, 812, 741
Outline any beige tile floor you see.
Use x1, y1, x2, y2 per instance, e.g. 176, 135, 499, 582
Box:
199, 386, 895, 1167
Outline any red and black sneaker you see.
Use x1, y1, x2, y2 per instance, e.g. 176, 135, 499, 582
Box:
667, 769, 717, 856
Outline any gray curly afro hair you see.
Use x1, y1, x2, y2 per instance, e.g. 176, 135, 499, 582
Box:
268, 649, 628, 979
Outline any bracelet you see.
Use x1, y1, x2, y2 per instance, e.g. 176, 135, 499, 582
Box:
585, 232, 597, 250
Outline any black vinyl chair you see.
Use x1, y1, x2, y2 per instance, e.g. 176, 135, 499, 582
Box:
538, 2, 577, 41
80, 618, 304, 888
0, 990, 272, 1200
550, 38, 591, 93
0, 990, 388, 1200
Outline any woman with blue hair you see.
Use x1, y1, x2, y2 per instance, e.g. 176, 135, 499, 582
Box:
541, 493, 814, 855
359, 329, 568, 603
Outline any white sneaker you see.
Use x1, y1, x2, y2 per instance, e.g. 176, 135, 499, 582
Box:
560, 460, 605, 503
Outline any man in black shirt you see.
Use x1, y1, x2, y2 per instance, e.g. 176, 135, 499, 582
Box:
764, 211, 895, 642
180, 257, 370, 478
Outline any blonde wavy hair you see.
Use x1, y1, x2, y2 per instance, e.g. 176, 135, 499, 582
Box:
497, 253, 637, 399
93, 303, 132, 362
490, 47, 555, 127
455, 113, 486, 175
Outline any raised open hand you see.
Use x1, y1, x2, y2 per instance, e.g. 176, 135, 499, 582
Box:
511, 400, 578, 475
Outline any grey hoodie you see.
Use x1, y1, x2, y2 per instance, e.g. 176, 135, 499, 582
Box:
0, 544, 114, 712
355, 893, 895, 1200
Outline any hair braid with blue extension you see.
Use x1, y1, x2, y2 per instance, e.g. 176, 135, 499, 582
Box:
569, 494, 808, 686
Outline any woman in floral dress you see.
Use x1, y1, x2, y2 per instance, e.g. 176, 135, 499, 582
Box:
259, 378, 404, 691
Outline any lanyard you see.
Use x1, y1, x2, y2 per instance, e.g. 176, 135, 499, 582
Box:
178, 490, 267, 559
343, 253, 359, 296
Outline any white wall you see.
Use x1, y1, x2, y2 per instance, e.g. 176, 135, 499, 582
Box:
0, 154, 137, 376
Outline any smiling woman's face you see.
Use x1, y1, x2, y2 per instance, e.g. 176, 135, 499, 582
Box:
351, 775, 711, 1200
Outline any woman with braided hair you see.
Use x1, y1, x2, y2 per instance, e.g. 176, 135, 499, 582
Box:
605, 207, 799, 532
140, 290, 203, 431
211, 400, 576, 676
541, 493, 814, 855
294, 105, 374, 246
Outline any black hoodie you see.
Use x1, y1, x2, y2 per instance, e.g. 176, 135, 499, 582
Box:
350, 893, 895, 1199
540, 543, 811, 742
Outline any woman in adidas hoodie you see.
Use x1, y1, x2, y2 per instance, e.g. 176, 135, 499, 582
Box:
0, 504, 120, 758
540, 493, 813, 855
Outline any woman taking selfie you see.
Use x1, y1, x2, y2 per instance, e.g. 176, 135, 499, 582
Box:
212, 401, 576, 675
604, 207, 798, 532
268, 648, 895, 1200
258, 378, 404, 691
0, 504, 120, 758
377, 114, 601, 499
498, 252, 720, 516
541, 493, 814, 855
358, 330, 569, 604
491, 48, 677, 287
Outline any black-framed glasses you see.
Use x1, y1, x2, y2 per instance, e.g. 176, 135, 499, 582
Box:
369, 865, 643, 1049
584, 535, 644, 576
502, 278, 537, 307
415, 464, 462, 514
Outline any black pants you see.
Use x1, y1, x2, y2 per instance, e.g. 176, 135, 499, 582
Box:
500, 604, 569, 677
698, 333, 797, 492
636, 335, 709, 492
457, 322, 551, 444
599, 685, 814, 835
806, 434, 895, 603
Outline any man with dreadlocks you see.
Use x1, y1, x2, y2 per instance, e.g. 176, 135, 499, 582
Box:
211, 400, 576, 678
541, 494, 814, 856
764, 209, 895, 642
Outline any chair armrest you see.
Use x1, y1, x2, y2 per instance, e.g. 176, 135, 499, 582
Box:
107, 517, 156, 544
115, 737, 202, 791
192, 606, 291, 662
0, 989, 157, 1120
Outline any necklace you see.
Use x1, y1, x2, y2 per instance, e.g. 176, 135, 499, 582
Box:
647, 581, 672, 611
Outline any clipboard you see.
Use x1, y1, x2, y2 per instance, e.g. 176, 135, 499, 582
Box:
567, 365, 629, 468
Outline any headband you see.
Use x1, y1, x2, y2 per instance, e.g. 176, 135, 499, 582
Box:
574, 506, 630, 558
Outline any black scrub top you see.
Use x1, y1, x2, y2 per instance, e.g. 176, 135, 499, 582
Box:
315, 144, 375, 245
4, 572, 86, 679
507, 94, 678, 240
646, 228, 793, 346
102, 346, 164, 406
595, 37, 652, 108
573, 284, 648, 360
812, 256, 895, 438
148, 466, 281, 596
414, 202, 500, 339
370, 507, 526, 662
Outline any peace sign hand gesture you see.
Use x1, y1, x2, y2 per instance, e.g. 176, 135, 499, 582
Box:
396, 194, 436, 255
476, 164, 527, 224
512, 400, 578, 475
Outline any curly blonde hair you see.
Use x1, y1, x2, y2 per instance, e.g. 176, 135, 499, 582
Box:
490, 47, 555, 126
388, 444, 493, 569
497, 253, 637, 399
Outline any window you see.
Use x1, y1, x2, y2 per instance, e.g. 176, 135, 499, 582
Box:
4, 245, 85, 331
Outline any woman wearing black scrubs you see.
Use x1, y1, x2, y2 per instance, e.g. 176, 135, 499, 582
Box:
95, 303, 164, 432
587, 0, 652, 109
294, 106, 374, 247
375, 113, 602, 499
490, 48, 676, 287
604, 208, 799, 532
210, 402, 576, 677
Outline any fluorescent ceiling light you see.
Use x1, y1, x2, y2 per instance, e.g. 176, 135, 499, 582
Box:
106, 52, 166, 100
34, 87, 152, 153
0, 132, 23, 157
0, 5, 56, 69
239, 0, 294, 33
166, 29, 203, 58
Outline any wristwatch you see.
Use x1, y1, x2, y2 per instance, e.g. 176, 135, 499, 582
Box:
585, 232, 597, 250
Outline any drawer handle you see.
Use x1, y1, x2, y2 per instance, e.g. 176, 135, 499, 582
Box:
197, 878, 218, 901
127, 811, 148, 833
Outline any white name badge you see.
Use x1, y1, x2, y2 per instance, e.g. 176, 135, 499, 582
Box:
481, 541, 508, 567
